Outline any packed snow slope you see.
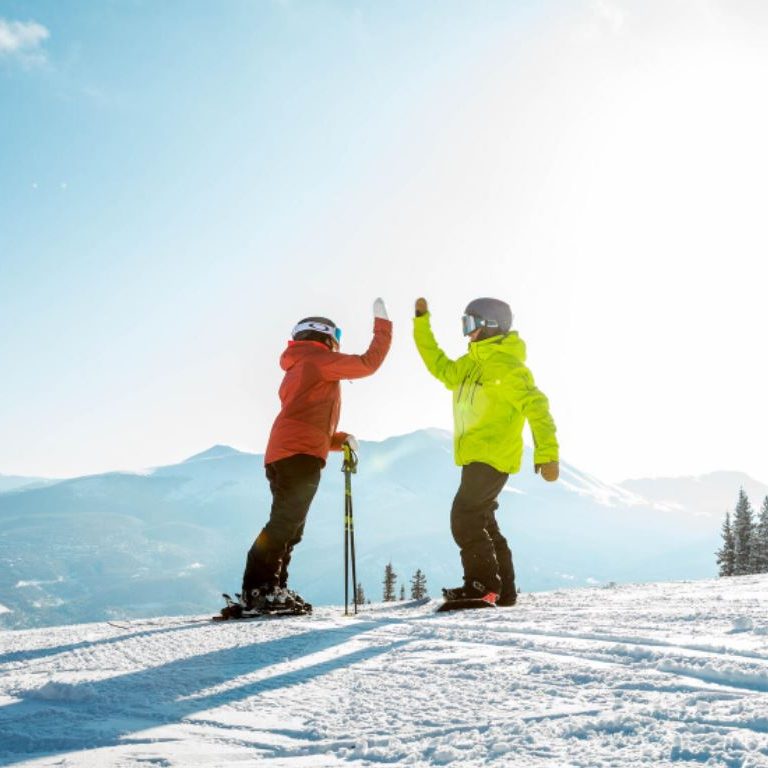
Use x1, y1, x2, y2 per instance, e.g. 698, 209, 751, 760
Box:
1, 575, 768, 767
2, 429, 766, 628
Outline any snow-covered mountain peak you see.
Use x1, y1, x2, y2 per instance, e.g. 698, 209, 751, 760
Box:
620, 470, 768, 520
556, 463, 648, 509
181, 445, 246, 463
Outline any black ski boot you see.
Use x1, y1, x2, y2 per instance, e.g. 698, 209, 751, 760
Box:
214, 585, 312, 621
282, 588, 312, 613
439, 580, 499, 612
247, 585, 313, 615
247, 585, 290, 613
442, 580, 497, 602
497, 585, 517, 607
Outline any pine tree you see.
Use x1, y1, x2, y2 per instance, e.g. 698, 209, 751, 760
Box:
716, 510, 735, 577
410, 569, 428, 599
399, 584, 405, 601
382, 562, 397, 602
752, 496, 768, 574
733, 489, 755, 575
355, 582, 366, 605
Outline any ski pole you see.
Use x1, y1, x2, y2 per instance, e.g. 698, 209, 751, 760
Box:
342, 443, 359, 615
349, 466, 358, 615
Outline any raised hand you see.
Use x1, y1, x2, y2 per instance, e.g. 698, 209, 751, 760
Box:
373, 298, 389, 320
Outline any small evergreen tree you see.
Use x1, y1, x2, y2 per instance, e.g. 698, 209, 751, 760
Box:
733, 489, 755, 575
716, 510, 735, 577
382, 562, 397, 602
752, 496, 768, 574
399, 584, 406, 601
355, 582, 366, 605
410, 569, 428, 599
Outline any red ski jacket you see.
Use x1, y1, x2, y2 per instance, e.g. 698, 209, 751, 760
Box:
264, 317, 392, 465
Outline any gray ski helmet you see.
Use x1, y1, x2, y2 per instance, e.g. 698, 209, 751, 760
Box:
462, 298, 513, 336
292, 316, 342, 347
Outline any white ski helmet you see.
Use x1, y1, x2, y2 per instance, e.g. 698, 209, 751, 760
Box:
291, 316, 342, 348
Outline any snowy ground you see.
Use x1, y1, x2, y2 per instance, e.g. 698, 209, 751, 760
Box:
1, 576, 768, 767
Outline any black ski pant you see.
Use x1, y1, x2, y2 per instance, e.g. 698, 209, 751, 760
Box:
450, 462, 516, 601
242, 454, 323, 594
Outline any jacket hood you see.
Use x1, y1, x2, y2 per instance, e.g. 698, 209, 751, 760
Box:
468, 331, 527, 363
280, 340, 328, 371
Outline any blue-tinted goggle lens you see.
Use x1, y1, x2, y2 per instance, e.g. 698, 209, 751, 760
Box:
334, 327, 342, 343
462, 314, 479, 336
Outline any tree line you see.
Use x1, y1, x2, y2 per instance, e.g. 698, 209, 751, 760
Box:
382, 563, 428, 601
352, 563, 429, 605
716, 489, 768, 576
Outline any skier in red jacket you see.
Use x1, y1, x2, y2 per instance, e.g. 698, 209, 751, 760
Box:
240, 299, 392, 612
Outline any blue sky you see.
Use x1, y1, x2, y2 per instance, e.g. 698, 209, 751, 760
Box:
2, 1, 768, 482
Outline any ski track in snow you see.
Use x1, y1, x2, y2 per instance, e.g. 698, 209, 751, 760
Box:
1, 578, 768, 767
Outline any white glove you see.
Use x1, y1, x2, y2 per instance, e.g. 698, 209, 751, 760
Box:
344, 435, 359, 452
373, 298, 389, 320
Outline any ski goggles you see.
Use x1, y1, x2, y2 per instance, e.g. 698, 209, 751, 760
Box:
292, 320, 342, 344
461, 313, 498, 336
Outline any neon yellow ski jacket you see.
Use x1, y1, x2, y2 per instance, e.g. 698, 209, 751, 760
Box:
413, 313, 558, 475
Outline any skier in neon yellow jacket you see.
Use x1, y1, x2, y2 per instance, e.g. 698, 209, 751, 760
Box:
413, 297, 559, 607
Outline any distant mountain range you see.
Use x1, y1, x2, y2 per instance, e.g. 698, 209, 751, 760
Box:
1, 429, 765, 629
0, 474, 52, 494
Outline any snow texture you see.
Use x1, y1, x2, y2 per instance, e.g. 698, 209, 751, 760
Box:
2, 575, 768, 766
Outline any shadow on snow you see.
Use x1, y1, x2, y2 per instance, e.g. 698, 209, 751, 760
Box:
0, 621, 208, 667
0, 619, 408, 765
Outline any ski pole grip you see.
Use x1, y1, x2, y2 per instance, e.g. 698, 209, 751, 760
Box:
342, 444, 358, 474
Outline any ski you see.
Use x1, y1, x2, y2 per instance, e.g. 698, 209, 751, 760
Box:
212, 607, 310, 622
436, 598, 497, 613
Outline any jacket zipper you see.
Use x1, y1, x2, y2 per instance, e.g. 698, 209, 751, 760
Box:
457, 371, 472, 449
457, 365, 481, 449
470, 377, 481, 404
